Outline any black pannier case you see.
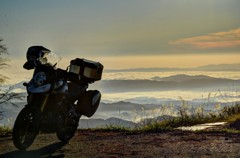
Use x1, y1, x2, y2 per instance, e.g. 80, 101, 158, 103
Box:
68, 58, 103, 83
76, 90, 101, 117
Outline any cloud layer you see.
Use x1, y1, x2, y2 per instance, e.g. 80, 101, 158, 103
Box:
170, 28, 240, 51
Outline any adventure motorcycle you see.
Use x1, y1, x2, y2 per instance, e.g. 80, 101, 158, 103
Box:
12, 46, 103, 150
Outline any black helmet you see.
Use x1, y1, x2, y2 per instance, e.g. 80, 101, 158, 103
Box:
23, 46, 51, 70
26, 46, 50, 61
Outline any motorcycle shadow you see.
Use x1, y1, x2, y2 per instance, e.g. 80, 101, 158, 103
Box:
0, 141, 66, 158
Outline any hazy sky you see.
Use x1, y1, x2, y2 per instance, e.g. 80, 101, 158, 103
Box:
0, 0, 240, 69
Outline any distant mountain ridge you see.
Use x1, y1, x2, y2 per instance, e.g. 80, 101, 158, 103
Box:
151, 74, 214, 82
105, 63, 240, 72
93, 74, 240, 92
78, 115, 177, 129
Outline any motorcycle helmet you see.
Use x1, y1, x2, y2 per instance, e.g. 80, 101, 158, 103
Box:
23, 46, 51, 70
26, 46, 50, 61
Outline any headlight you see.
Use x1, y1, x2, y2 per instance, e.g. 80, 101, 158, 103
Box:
33, 72, 46, 87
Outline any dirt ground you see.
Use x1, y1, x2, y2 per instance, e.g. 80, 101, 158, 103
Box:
0, 130, 240, 158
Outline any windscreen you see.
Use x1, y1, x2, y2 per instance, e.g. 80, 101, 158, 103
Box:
38, 52, 62, 66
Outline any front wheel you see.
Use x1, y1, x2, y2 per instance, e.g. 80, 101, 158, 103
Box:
12, 106, 40, 150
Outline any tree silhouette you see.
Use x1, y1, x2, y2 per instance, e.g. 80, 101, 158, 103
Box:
0, 39, 9, 84
0, 39, 23, 120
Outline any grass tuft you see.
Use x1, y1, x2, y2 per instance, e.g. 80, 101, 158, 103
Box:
0, 126, 12, 136
91, 124, 132, 132
139, 103, 240, 132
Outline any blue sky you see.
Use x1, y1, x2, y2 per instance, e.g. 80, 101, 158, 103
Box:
0, 0, 240, 69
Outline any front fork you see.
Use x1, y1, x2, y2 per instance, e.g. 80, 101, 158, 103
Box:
27, 94, 49, 112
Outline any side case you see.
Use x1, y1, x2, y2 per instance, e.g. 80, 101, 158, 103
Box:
76, 90, 101, 117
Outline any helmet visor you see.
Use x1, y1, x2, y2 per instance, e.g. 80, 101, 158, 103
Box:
38, 52, 61, 66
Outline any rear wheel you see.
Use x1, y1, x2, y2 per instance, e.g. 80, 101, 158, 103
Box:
57, 112, 79, 143
12, 106, 40, 150
56, 125, 78, 143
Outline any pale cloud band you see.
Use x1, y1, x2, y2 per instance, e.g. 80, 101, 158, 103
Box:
170, 28, 240, 51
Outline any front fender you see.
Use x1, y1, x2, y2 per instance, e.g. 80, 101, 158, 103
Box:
27, 83, 51, 93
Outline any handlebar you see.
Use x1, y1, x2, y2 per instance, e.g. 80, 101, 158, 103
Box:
56, 68, 68, 79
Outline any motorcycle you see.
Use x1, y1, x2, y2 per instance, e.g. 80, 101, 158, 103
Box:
12, 47, 103, 150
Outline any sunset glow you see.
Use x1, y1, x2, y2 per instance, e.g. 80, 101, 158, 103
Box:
0, 0, 239, 81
